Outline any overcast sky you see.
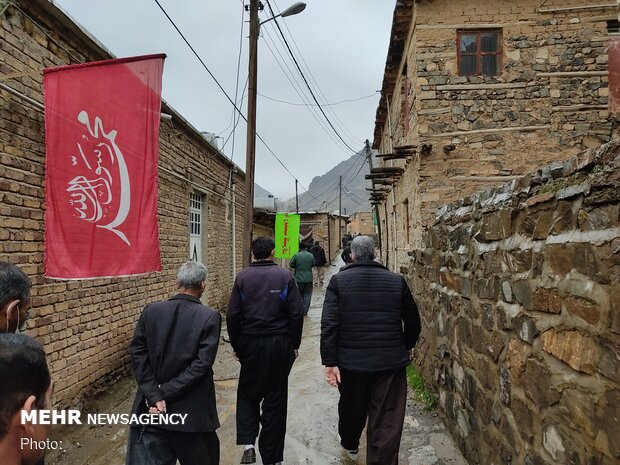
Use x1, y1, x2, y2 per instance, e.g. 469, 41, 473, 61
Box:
52, 0, 395, 199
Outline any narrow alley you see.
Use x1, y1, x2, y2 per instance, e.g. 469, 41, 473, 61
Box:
48, 260, 466, 465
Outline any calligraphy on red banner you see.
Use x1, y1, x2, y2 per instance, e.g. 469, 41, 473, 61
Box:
43, 54, 165, 278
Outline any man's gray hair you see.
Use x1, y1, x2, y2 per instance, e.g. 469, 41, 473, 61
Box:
177, 261, 208, 290
350, 236, 375, 262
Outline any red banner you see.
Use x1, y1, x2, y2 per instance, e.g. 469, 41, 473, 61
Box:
43, 54, 165, 279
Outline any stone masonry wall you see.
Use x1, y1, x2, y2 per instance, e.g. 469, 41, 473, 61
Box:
407, 142, 619, 465
375, 0, 616, 271
0, 1, 244, 407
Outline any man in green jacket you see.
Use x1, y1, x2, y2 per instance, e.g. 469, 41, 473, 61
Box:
289, 242, 315, 316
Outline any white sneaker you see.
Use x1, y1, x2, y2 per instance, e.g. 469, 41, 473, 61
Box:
345, 448, 359, 460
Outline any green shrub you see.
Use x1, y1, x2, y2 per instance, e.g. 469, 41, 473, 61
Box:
406, 364, 437, 411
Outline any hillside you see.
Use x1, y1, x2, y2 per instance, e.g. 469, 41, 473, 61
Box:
293, 148, 376, 215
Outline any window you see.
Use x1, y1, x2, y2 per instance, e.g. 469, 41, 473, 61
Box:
189, 192, 204, 263
457, 30, 502, 76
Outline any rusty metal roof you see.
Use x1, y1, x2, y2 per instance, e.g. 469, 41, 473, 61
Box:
372, 0, 414, 149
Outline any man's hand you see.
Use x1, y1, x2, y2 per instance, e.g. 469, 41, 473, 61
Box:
149, 399, 166, 414
408, 349, 414, 361
155, 400, 167, 413
233, 352, 239, 362
294, 349, 299, 359
325, 366, 341, 388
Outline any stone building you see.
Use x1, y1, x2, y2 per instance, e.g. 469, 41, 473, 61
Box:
372, 0, 618, 270
0, 0, 244, 406
371, 2, 620, 464
346, 211, 375, 236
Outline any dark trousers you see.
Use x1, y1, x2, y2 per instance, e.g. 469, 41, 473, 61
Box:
236, 334, 296, 464
297, 281, 313, 315
338, 368, 407, 465
126, 427, 219, 465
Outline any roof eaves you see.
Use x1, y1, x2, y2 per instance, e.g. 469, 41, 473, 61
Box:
372, 0, 414, 149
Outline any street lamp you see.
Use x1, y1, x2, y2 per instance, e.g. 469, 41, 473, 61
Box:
260, 1, 306, 25
243, 1, 306, 267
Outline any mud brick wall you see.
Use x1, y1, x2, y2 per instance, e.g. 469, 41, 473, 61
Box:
347, 211, 375, 236
407, 143, 619, 465
374, 0, 616, 270
300, 212, 343, 263
0, 1, 244, 407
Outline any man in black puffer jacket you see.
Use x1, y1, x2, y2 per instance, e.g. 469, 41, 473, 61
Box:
320, 236, 421, 465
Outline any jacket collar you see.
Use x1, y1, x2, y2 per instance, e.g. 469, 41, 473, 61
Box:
250, 260, 278, 267
169, 293, 203, 304
341, 260, 388, 271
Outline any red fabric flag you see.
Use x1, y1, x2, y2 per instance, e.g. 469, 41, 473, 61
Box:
43, 54, 165, 279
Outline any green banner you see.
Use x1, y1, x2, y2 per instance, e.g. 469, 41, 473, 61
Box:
274, 213, 300, 259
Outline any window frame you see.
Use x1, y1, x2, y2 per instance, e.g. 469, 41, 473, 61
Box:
189, 192, 205, 263
457, 29, 503, 76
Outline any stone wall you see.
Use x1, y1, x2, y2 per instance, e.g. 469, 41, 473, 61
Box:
407, 142, 619, 465
0, 1, 244, 407
373, 0, 617, 271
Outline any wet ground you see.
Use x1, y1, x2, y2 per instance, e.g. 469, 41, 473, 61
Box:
48, 262, 467, 465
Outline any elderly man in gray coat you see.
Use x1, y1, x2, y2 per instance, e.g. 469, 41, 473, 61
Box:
321, 236, 421, 465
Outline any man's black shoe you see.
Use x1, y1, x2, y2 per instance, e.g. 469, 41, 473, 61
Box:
240, 448, 256, 464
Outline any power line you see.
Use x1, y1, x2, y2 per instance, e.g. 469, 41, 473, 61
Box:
261, 8, 359, 150
299, 150, 367, 209
227, 0, 248, 163
267, 0, 363, 146
344, 190, 366, 206
260, 25, 354, 156
317, 153, 370, 209
153, 0, 315, 199
258, 91, 378, 107
263, 1, 359, 154
221, 77, 248, 151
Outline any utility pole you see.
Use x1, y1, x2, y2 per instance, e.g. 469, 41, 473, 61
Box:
365, 139, 382, 257
295, 179, 299, 213
242, 0, 260, 268
338, 175, 342, 248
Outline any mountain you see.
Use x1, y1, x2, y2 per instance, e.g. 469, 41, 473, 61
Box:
293, 149, 375, 215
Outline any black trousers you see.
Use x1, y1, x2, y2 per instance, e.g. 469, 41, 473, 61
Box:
126, 427, 219, 465
236, 334, 296, 464
338, 368, 407, 465
297, 281, 313, 315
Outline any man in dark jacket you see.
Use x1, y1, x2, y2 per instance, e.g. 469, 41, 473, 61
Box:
126, 261, 221, 465
227, 237, 304, 465
0, 334, 52, 465
310, 241, 327, 286
320, 236, 421, 465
